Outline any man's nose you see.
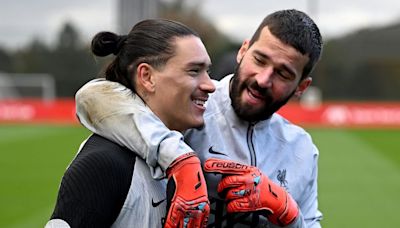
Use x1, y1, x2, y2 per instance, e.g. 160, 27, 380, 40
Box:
254, 66, 273, 88
200, 73, 216, 93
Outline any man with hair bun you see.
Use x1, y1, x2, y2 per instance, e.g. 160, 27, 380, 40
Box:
46, 19, 215, 228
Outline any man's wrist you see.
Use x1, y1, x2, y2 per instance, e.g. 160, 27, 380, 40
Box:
167, 152, 197, 176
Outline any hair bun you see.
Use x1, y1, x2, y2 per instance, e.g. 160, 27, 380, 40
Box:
114, 35, 128, 55
91, 31, 121, 56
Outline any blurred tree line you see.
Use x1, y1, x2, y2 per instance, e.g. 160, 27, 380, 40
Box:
312, 23, 400, 101
1, 0, 399, 100
0, 22, 99, 97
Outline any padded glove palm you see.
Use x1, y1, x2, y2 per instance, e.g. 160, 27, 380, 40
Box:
204, 158, 298, 226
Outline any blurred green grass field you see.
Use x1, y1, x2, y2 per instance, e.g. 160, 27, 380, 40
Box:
0, 125, 399, 227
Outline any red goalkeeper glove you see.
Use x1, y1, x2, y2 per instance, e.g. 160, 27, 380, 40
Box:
204, 158, 299, 226
164, 153, 210, 228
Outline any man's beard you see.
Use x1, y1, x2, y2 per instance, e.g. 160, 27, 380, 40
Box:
229, 64, 295, 122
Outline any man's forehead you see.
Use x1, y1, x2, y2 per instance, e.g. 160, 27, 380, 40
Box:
251, 28, 308, 70
172, 36, 211, 66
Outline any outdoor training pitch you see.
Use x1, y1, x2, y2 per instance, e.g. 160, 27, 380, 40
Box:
0, 125, 399, 228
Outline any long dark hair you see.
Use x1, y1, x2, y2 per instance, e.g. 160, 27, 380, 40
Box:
91, 19, 199, 92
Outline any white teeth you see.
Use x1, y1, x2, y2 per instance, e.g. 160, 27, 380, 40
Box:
194, 99, 206, 106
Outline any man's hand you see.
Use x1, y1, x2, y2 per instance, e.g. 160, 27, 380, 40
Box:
204, 158, 299, 227
165, 153, 210, 228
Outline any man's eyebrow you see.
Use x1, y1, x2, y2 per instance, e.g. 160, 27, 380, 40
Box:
186, 61, 212, 68
253, 50, 296, 77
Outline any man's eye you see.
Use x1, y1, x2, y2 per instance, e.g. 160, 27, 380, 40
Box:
276, 70, 292, 80
188, 69, 200, 75
254, 56, 264, 65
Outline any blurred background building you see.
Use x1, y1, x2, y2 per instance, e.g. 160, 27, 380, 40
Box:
118, 0, 160, 34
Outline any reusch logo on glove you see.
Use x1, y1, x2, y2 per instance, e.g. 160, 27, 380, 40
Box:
208, 160, 250, 170
204, 158, 253, 175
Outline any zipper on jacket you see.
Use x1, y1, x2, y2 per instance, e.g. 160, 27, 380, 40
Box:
246, 122, 257, 166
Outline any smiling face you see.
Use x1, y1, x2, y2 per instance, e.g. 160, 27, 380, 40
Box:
143, 35, 215, 132
230, 27, 312, 121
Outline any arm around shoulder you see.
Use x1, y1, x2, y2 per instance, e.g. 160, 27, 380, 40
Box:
75, 79, 192, 178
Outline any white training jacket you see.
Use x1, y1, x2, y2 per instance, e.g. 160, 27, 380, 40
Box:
75, 78, 191, 179
75, 75, 323, 227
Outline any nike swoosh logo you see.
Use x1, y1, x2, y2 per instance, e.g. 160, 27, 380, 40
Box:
152, 198, 166, 207
208, 146, 227, 156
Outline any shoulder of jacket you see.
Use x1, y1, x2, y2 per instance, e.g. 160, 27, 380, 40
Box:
269, 114, 313, 143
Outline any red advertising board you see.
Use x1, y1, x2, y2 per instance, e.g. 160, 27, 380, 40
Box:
278, 101, 400, 128
0, 99, 78, 124
1, 99, 400, 128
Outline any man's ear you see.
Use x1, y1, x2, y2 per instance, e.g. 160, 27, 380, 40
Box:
295, 77, 312, 97
236, 40, 249, 63
136, 63, 156, 93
